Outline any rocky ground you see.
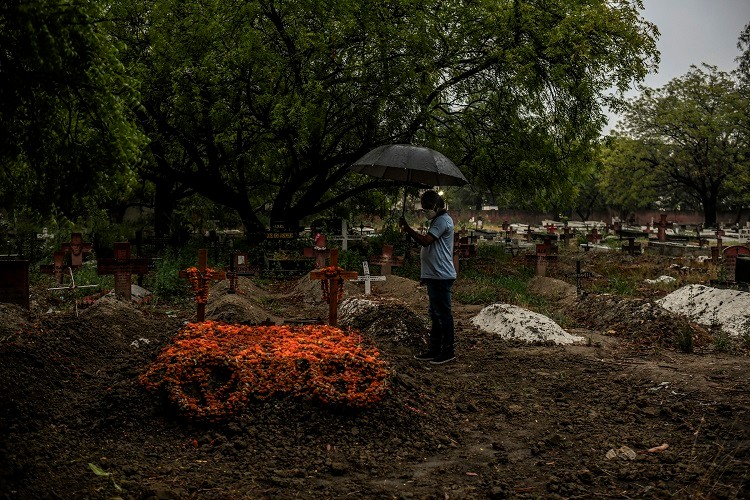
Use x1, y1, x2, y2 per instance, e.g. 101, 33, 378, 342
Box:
1, 252, 749, 499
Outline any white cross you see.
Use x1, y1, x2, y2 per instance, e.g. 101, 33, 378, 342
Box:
37, 227, 54, 240
328, 220, 362, 251
350, 261, 385, 295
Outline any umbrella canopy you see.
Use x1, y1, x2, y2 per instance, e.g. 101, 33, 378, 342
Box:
350, 144, 468, 187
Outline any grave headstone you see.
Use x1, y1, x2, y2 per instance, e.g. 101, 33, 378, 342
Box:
0, 260, 29, 309
587, 227, 601, 244
266, 222, 297, 240
657, 213, 674, 241
453, 231, 477, 275
351, 261, 386, 295
722, 245, 750, 283
97, 242, 150, 302
179, 248, 227, 322
370, 244, 404, 276
61, 232, 93, 268
310, 249, 357, 326
622, 237, 641, 255
40, 251, 65, 283
569, 260, 593, 295
227, 251, 255, 293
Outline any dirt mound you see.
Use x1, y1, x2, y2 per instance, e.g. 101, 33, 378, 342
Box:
339, 296, 429, 350
571, 294, 712, 350
205, 292, 273, 325
0, 303, 31, 337
528, 276, 578, 306
80, 295, 148, 338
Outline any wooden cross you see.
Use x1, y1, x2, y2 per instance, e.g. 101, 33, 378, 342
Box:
310, 249, 357, 326
61, 232, 93, 268
97, 242, 150, 302
545, 223, 557, 234
452, 232, 477, 275
562, 224, 571, 246
526, 225, 534, 242
587, 227, 601, 244
40, 251, 65, 283
303, 234, 330, 268
657, 213, 673, 242
715, 228, 725, 256
351, 261, 385, 295
227, 251, 255, 294
622, 237, 641, 255
370, 244, 404, 276
569, 260, 593, 296
179, 248, 227, 322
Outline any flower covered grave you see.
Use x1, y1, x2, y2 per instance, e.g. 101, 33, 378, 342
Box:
140, 321, 389, 421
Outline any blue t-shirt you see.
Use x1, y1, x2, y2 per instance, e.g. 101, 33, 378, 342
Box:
420, 212, 457, 280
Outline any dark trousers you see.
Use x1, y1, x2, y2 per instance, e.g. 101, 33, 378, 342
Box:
423, 278, 455, 355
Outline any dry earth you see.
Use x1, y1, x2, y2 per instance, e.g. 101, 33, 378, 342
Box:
1, 257, 749, 499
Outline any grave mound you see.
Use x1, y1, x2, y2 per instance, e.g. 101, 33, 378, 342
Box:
205, 292, 272, 325
471, 303, 584, 344
657, 284, 750, 338
81, 295, 148, 338
339, 296, 428, 350
0, 303, 31, 336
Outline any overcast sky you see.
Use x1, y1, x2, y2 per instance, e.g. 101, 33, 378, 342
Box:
605, 0, 750, 133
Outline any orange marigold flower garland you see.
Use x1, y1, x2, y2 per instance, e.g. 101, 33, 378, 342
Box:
139, 321, 389, 421
319, 265, 345, 304
184, 267, 216, 304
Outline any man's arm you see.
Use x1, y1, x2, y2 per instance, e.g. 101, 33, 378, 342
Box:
399, 217, 436, 247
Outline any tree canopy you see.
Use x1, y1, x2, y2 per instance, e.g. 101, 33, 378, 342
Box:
603, 65, 750, 226
0, 0, 145, 216
108, 0, 658, 234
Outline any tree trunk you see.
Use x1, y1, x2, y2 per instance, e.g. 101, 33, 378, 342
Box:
701, 192, 718, 227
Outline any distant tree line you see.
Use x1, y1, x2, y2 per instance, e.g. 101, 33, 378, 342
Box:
15, 2, 748, 235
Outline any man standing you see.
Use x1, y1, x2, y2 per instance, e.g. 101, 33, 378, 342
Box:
399, 190, 456, 364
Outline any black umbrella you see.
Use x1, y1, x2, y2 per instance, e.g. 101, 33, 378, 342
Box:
350, 144, 468, 214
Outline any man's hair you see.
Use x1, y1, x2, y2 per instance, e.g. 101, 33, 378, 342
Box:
420, 190, 445, 209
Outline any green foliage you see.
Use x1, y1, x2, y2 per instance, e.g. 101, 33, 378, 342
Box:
712, 331, 731, 353
108, 0, 658, 232
608, 65, 750, 226
0, 0, 146, 218
675, 328, 694, 354
452, 244, 544, 307
143, 248, 197, 301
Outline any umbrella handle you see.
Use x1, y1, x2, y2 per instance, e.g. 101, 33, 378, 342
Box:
402, 188, 407, 218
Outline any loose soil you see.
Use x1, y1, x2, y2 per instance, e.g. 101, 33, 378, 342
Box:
1, 252, 749, 499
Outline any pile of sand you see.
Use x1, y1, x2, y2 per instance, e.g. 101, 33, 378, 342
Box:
471, 303, 584, 345
657, 285, 750, 338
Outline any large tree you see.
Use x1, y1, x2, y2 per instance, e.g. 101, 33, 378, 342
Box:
111, 0, 658, 234
608, 65, 750, 226
0, 0, 145, 217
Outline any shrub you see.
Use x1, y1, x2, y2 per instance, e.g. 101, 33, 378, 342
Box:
140, 321, 389, 421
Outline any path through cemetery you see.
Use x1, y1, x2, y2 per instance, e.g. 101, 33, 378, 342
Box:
1, 255, 749, 498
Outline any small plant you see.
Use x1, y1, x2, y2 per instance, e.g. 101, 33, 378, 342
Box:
712, 331, 731, 352
741, 327, 750, 349
675, 328, 694, 353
